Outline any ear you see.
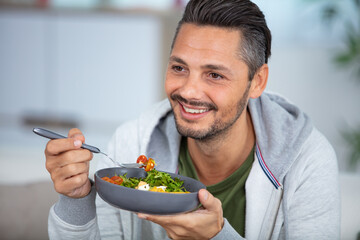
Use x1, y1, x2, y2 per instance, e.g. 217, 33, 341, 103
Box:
249, 64, 268, 99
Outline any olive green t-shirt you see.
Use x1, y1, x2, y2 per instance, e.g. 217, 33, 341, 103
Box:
178, 138, 254, 237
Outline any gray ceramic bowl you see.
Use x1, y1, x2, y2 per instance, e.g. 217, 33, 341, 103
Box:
94, 167, 206, 215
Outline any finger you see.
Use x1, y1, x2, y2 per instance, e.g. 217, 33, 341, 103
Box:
165, 228, 178, 240
198, 189, 224, 232
139, 213, 200, 239
138, 213, 164, 223
137, 214, 181, 238
54, 172, 89, 196
68, 128, 85, 143
45, 138, 83, 156
138, 190, 220, 223
138, 213, 184, 227
198, 189, 220, 211
45, 150, 92, 176
46, 148, 92, 172
58, 149, 93, 167
51, 161, 90, 182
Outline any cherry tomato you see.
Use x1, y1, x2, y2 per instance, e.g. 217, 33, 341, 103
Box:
145, 158, 155, 172
137, 155, 148, 165
102, 176, 117, 184
110, 176, 123, 185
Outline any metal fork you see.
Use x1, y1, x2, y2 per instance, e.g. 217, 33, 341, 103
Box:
33, 127, 143, 168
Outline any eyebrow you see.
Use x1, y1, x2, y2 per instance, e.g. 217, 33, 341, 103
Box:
169, 56, 233, 76
169, 56, 187, 65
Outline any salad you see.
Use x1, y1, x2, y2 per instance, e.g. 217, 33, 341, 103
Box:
101, 155, 189, 193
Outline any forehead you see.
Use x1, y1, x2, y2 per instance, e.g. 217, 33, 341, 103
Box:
171, 24, 242, 61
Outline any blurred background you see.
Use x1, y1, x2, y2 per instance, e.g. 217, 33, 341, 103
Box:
0, 0, 359, 239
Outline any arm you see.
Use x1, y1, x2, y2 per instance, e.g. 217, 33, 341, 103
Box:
283, 130, 340, 239
45, 128, 101, 239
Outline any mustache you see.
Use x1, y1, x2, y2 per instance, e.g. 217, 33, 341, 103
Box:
170, 94, 217, 111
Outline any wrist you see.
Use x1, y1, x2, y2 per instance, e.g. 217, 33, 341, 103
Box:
54, 180, 96, 226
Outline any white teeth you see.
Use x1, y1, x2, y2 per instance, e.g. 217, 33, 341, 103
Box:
183, 105, 208, 114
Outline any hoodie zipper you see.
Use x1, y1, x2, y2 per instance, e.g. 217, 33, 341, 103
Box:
255, 143, 282, 189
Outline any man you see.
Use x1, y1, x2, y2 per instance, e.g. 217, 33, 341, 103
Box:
45, 0, 340, 239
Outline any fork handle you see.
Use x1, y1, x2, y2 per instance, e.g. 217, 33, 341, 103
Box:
33, 127, 101, 153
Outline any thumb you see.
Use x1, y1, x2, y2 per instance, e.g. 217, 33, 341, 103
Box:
198, 189, 219, 211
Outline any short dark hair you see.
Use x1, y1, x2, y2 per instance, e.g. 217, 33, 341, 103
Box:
171, 0, 271, 81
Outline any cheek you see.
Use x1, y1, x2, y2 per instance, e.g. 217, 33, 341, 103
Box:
209, 89, 234, 107
165, 73, 180, 97
210, 88, 241, 116
164, 75, 173, 97
165, 85, 174, 101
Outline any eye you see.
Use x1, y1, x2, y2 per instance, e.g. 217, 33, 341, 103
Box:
172, 65, 184, 72
208, 72, 223, 80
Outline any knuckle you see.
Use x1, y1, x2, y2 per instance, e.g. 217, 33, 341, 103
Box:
53, 182, 64, 194
215, 198, 222, 207
45, 160, 52, 172
64, 150, 80, 164
50, 173, 57, 183
85, 160, 90, 169
186, 221, 197, 232
174, 229, 187, 239
64, 150, 76, 162
73, 174, 87, 186
68, 128, 81, 136
81, 149, 93, 161
63, 149, 92, 164
45, 157, 59, 173
80, 173, 89, 182
45, 141, 56, 155
66, 163, 78, 174
72, 176, 81, 186
87, 151, 93, 161
49, 168, 62, 184
50, 174, 62, 189
68, 128, 85, 141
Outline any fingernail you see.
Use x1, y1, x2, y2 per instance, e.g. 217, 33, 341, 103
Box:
203, 191, 208, 201
138, 214, 147, 220
74, 140, 82, 147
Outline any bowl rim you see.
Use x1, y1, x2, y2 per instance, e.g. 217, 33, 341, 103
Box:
94, 167, 205, 195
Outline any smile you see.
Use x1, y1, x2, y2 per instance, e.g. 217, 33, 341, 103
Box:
182, 105, 209, 114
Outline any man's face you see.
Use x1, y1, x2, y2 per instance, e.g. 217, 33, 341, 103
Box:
165, 24, 252, 141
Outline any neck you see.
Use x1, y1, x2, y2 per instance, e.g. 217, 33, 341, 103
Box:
187, 109, 255, 185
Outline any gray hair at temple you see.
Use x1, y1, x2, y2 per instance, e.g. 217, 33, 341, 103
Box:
171, 0, 272, 81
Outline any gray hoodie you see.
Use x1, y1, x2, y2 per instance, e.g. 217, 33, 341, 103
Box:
48, 92, 340, 239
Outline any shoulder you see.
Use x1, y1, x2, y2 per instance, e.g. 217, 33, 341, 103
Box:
284, 127, 339, 197
297, 128, 337, 170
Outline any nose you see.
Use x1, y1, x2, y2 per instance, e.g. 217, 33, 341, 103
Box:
178, 73, 203, 101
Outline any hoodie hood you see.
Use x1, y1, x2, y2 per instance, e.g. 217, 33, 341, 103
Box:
248, 92, 313, 184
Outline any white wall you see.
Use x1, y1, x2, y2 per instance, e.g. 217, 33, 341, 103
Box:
0, 10, 163, 123
254, 0, 360, 171
0, 8, 166, 184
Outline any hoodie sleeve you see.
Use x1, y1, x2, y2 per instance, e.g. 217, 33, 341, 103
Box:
47, 128, 128, 240
47, 122, 130, 239
48, 184, 101, 240
211, 219, 245, 240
